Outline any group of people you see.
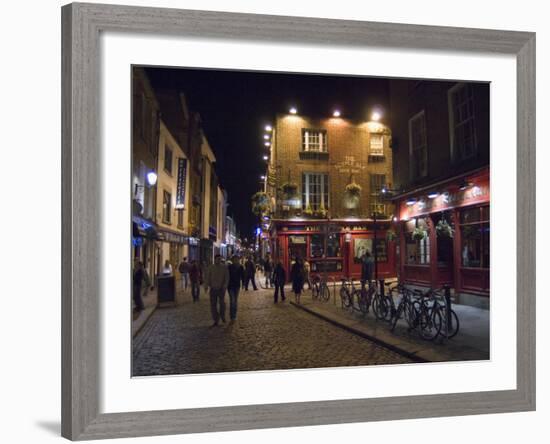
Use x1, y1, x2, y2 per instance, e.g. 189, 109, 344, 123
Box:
133, 249, 377, 325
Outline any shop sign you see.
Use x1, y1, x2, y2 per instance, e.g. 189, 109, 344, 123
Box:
176, 158, 187, 209
289, 235, 306, 244
401, 182, 489, 219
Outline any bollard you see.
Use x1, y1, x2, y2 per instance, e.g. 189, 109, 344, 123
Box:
444, 284, 452, 339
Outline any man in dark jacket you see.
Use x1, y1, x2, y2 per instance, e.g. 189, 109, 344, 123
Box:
361, 250, 374, 290
227, 255, 245, 321
244, 256, 258, 291
132, 259, 145, 312
272, 259, 286, 303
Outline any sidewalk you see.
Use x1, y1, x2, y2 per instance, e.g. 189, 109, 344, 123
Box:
132, 276, 192, 337
291, 290, 490, 363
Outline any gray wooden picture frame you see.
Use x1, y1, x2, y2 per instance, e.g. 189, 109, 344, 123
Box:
61, 2, 536, 440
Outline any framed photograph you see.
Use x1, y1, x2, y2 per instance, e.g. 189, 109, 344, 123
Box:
62, 2, 535, 440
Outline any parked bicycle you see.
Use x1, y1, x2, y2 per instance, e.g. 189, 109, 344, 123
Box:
311, 274, 331, 302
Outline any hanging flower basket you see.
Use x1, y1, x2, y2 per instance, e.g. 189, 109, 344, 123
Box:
436, 219, 454, 238
412, 227, 428, 241
280, 182, 298, 196
345, 182, 362, 196
251, 191, 270, 216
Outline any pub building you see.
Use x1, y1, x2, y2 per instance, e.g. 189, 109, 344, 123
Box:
260, 109, 398, 282
393, 166, 489, 308
268, 219, 397, 281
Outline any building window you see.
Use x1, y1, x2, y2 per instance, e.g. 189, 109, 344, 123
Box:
164, 144, 173, 174
433, 213, 454, 266
449, 83, 477, 162
405, 218, 430, 265
409, 111, 428, 180
310, 234, 325, 258
177, 208, 183, 228
302, 173, 329, 211
302, 129, 328, 152
369, 174, 387, 217
369, 134, 384, 156
460, 205, 489, 268
162, 190, 171, 224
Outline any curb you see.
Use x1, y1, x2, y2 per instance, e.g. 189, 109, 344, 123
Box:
290, 301, 429, 363
132, 305, 157, 338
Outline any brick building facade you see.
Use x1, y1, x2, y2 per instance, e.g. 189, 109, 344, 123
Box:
263, 112, 397, 280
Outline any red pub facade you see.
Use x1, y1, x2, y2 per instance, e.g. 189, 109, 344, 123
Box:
269, 219, 397, 281
394, 167, 490, 307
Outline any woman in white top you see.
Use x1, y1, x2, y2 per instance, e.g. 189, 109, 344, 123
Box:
162, 260, 173, 276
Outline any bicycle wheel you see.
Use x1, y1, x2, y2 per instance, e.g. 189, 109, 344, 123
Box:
390, 302, 403, 332
357, 291, 368, 314
320, 284, 330, 302
340, 287, 351, 308
311, 283, 319, 299
446, 309, 460, 339
419, 306, 442, 340
372, 295, 388, 321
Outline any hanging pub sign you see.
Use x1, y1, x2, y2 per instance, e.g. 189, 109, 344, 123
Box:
175, 158, 187, 209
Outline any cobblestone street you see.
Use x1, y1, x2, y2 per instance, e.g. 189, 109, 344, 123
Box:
133, 286, 412, 376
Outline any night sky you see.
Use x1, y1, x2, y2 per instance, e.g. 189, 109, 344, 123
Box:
146, 67, 390, 238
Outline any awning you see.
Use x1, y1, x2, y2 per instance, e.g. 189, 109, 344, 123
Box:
132, 216, 158, 239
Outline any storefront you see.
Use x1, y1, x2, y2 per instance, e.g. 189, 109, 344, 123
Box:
394, 167, 490, 307
157, 229, 188, 275
132, 215, 158, 284
269, 219, 397, 281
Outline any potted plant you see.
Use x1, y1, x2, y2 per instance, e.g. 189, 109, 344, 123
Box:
303, 203, 313, 216
436, 219, 454, 238
412, 227, 428, 241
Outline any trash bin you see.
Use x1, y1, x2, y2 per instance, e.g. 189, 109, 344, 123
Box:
157, 275, 175, 303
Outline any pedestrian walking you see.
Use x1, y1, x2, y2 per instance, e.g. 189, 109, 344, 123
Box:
290, 257, 305, 304
244, 256, 258, 291
263, 254, 274, 288
227, 255, 245, 321
132, 258, 145, 313
272, 259, 286, 303
178, 257, 190, 291
189, 259, 202, 302
204, 254, 229, 327
361, 250, 374, 291
303, 259, 312, 290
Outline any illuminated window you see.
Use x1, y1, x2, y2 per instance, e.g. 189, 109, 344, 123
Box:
405, 218, 430, 265
302, 129, 328, 152
409, 110, 428, 180
460, 205, 489, 268
302, 173, 329, 211
369, 134, 384, 156
369, 174, 387, 217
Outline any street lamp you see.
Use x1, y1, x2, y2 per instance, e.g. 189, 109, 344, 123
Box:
134, 170, 157, 195
289, 107, 297, 114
